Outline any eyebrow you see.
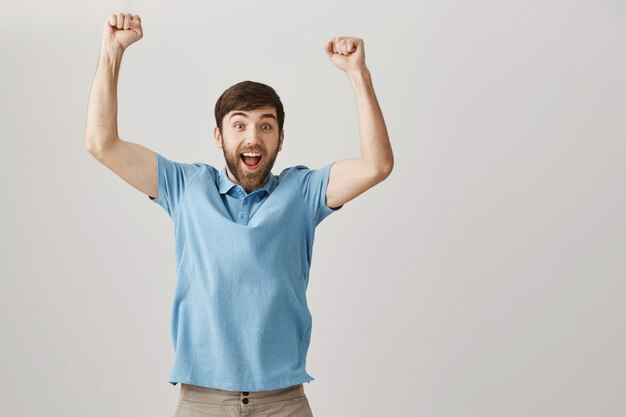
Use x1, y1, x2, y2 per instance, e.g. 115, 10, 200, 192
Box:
229, 112, 277, 122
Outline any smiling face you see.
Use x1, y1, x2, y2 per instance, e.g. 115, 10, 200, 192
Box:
214, 106, 284, 194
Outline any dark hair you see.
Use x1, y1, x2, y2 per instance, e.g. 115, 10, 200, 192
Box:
214, 80, 285, 133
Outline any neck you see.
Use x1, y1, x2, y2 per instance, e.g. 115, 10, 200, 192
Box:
226, 167, 270, 193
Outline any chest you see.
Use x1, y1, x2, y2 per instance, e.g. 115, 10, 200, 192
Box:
175, 178, 312, 250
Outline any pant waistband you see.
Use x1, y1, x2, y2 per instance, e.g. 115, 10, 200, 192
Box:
179, 383, 305, 406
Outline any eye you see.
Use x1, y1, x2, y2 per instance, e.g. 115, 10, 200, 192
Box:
262, 124, 272, 130
234, 122, 244, 129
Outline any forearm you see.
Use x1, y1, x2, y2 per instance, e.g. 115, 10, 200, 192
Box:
347, 68, 394, 176
85, 41, 124, 152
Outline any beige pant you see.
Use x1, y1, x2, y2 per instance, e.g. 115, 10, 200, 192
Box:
174, 382, 314, 417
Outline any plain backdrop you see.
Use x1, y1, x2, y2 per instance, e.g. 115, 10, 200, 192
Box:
1, 0, 625, 416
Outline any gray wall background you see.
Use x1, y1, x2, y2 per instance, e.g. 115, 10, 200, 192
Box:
1, 0, 625, 416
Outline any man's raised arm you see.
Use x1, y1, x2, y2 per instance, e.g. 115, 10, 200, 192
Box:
324, 37, 394, 209
85, 13, 159, 199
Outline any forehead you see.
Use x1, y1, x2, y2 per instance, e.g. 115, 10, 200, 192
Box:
226, 106, 277, 120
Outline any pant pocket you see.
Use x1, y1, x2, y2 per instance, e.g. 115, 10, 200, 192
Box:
174, 400, 227, 417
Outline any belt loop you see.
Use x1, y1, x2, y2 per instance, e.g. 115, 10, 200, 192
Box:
179, 383, 186, 401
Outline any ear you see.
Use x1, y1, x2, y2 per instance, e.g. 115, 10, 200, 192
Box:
214, 126, 223, 148
278, 129, 285, 152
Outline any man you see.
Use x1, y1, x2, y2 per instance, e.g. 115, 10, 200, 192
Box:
85, 12, 393, 417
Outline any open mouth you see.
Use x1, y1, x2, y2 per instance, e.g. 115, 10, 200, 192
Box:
240, 152, 263, 170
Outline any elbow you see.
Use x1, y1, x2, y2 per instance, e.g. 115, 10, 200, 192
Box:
384, 158, 394, 178
85, 138, 96, 155
85, 135, 119, 155
84, 139, 102, 157
368, 162, 393, 185
360, 151, 394, 182
377, 156, 394, 180
84, 137, 96, 153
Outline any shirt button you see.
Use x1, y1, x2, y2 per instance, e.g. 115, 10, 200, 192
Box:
242, 391, 249, 396
242, 398, 249, 404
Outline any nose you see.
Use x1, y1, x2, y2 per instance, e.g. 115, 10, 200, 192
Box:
245, 135, 259, 145
244, 125, 263, 145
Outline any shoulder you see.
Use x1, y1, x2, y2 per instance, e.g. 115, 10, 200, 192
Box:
191, 162, 219, 186
182, 159, 217, 174
199, 162, 219, 178
158, 153, 219, 180
278, 163, 334, 179
276, 165, 312, 185
277, 164, 335, 195
278, 165, 310, 177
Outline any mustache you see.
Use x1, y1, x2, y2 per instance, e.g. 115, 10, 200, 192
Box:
239, 146, 265, 154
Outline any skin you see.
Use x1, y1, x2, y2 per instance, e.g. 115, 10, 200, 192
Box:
85, 14, 394, 210
322, 36, 394, 208
213, 107, 284, 194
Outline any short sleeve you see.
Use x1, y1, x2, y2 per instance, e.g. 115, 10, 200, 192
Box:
294, 162, 343, 226
148, 153, 204, 218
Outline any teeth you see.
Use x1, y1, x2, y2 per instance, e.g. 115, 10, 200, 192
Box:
242, 152, 261, 157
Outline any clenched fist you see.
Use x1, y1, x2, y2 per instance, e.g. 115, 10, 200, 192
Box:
325, 37, 366, 73
102, 12, 143, 51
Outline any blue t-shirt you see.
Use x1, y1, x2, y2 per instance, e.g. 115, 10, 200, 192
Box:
148, 153, 342, 391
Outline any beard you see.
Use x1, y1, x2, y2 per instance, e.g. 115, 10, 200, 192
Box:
222, 141, 279, 194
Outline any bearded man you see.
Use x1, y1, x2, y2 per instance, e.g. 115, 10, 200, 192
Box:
85, 12, 393, 417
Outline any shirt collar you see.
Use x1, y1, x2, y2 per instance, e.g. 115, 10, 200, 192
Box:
218, 166, 277, 196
